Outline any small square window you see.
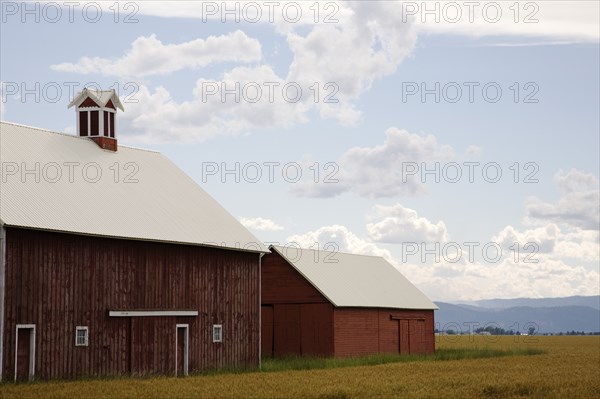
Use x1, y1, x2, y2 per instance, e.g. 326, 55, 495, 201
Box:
212, 324, 222, 343
75, 326, 88, 347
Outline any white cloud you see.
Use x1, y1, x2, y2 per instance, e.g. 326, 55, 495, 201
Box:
367, 204, 449, 243
50, 2, 419, 140
493, 224, 599, 263
286, 224, 394, 261
407, 257, 600, 302
128, 1, 598, 42
525, 169, 599, 230
414, 1, 599, 43
118, 65, 312, 143
493, 224, 559, 254
554, 229, 600, 263
51, 31, 261, 77
292, 127, 457, 198
284, 1, 416, 124
284, 222, 600, 302
240, 217, 284, 232
465, 145, 482, 157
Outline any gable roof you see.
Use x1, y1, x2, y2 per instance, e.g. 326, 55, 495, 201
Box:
270, 245, 437, 310
68, 88, 124, 111
0, 121, 267, 253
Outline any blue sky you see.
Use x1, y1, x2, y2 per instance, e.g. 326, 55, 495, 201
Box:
1, 1, 599, 301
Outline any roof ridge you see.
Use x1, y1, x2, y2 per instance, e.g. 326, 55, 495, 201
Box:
0, 120, 160, 154
271, 244, 386, 260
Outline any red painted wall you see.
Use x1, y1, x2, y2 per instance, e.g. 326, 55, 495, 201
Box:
261, 251, 435, 358
334, 308, 435, 357
261, 251, 334, 357
2, 227, 260, 380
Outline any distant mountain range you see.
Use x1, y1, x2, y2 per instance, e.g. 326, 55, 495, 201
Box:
435, 295, 600, 334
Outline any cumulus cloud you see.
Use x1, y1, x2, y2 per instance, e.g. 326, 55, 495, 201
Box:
128, 1, 598, 42
493, 224, 559, 254
51, 31, 261, 77
118, 65, 311, 142
407, 257, 600, 302
465, 145, 482, 157
50, 2, 419, 140
413, 1, 599, 43
493, 224, 599, 263
367, 204, 449, 243
284, 221, 599, 301
525, 169, 599, 230
286, 224, 394, 261
291, 127, 457, 198
239, 217, 284, 232
554, 228, 600, 263
285, 1, 416, 124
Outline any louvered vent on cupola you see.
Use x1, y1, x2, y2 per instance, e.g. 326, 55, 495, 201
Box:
68, 88, 124, 151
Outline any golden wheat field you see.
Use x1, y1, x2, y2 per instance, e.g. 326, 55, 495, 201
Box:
1, 336, 598, 399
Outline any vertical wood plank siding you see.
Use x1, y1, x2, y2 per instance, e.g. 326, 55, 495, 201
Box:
2, 227, 260, 380
261, 251, 334, 357
261, 251, 328, 304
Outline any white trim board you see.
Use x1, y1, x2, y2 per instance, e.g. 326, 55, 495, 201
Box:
14, 324, 36, 382
175, 324, 189, 377
109, 310, 198, 317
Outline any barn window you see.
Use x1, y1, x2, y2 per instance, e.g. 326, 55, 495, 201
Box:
90, 111, 99, 136
79, 111, 88, 136
75, 326, 88, 347
103, 111, 109, 136
212, 325, 222, 343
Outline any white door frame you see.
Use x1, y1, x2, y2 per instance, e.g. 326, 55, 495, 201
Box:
14, 324, 36, 381
175, 324, 189, 376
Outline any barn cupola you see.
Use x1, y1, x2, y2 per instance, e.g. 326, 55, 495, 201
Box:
67, 88, 124, 151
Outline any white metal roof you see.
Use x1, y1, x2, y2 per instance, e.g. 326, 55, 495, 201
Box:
68, 88, 125, 111
271, 245, 438, 310
0, 121, 267, 253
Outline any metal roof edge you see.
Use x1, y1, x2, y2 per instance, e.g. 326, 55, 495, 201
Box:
0, 120, 160, 153
275, 243, 389, 261
3, 225, 268, 255
331, 304, 439, 310
269, 244, 438, 310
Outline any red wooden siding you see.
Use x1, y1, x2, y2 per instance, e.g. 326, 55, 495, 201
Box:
266, 303, 333, 357
261, 251, 328, 304
260, 306, 274, 357
300, 303, 334, 356
260, 252, 333, 357
80, 97, 99, 108
2, 227, 260, 380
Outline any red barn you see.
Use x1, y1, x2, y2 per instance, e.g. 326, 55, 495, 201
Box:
261, 245, 437, 357
0, 89, 267, 381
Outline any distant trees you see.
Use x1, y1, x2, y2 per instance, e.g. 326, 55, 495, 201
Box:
434, 327, 600, 335
474, 326, 519, 335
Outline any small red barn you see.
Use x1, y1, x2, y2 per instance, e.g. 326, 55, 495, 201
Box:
0, 89, 267, 381
261, 245, 437, 357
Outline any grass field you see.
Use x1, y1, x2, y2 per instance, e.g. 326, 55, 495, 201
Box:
1, 336, 598, 399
